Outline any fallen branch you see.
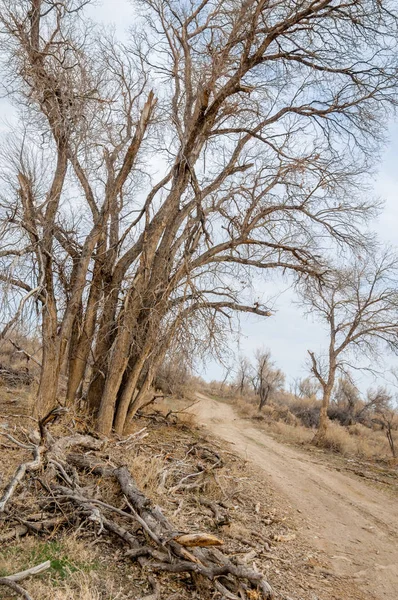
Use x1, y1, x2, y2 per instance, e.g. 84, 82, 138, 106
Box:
0, 560, 51, 600
4, 561, 51, 582
0, 578, 33, 600
68, 453, 273, 598
0, 444, 42, 513
1, 433, 273, 599
199, 497, 230, 526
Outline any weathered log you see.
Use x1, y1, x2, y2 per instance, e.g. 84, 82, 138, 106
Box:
0, 560, 51, 600
199, 497, 230, 526
174, 533, 224, 547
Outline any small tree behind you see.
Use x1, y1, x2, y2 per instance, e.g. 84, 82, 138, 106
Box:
331, 375, 361, 425
253, 349, 285, 411
364, 387, 397, 458
235, 356, 253, 397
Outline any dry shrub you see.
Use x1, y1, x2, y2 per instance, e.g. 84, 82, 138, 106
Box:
233, 396, 257, 419
318, 422, 393, 459
177, 411, 196, 427
268, 421, 313, 444
261, 405, 298, 426
319, 422, 357, 455
287, 396, 320, 428
347, 423, 394, 459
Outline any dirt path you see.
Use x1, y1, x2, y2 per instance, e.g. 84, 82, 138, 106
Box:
191, 394, 398, 600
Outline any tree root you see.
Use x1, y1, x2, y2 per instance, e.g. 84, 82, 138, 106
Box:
0, 443, 42, 513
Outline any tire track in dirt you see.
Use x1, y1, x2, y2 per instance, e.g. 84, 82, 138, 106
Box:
191, 394, 398, 600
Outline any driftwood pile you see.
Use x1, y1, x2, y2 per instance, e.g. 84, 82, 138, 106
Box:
0, 413, 273, 600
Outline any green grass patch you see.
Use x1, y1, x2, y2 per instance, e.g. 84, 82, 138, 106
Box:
0, 538, 100, 582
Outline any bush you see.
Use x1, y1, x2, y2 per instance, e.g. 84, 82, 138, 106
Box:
288, 397, 320, 428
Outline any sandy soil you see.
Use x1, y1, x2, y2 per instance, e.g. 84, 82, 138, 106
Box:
191, 393, 398, 600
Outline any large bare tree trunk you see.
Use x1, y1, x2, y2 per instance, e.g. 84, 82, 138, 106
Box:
86, 283, 120, 412
114, 349, 150, 434
37, 299, 61, 417
96, 293, 142, 434
66, 262, 102, 404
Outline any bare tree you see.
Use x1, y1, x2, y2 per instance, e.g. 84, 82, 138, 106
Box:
364, 387, 397, 458
253, 349, 284, 410
1, 0, 398, 434
331, 375, 361, 425
293, 377, 320, 401
235, 356, 252, 397
301, 251, 398, 442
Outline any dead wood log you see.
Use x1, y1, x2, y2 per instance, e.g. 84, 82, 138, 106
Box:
16, 515, 68, 535
50, 434, 104, 456
199, 497, 230, 526
0, 560, 51, 600
174, 533, 224, 547
0, 524, 29, 542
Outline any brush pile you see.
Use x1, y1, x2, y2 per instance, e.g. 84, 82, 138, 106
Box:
0, 411, 273, 600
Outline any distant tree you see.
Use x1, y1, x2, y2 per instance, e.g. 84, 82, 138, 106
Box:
235, 356, 252, 397
300, 251, 398, 443
332, 375, 361, 425
294, 377, 320, 401
253, 349, 285, 410
364, 387, 397, 458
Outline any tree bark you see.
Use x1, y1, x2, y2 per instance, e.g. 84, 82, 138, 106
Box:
36, 299, 60, 417
313, 385, 333, 444
114, 348, 150, 434
66, 261, 102, 405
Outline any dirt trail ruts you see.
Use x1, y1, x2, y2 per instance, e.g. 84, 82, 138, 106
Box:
191, 393, 398, 600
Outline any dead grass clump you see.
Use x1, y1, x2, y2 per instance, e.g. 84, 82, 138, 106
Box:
318, 422, 357, 456
347, 424, 394, 460
230, 396, 257, 419
27, 573, 104, 600
0, 535, 106, 600
127, 453, 164, 494
264, 405, 298, 426
268, 421, 313, 444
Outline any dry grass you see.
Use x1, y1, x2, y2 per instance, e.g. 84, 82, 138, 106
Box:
128, 453, 165, 493
267, 420, 314, 444
0, 535, 122, 600
228, 393, 396, 462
